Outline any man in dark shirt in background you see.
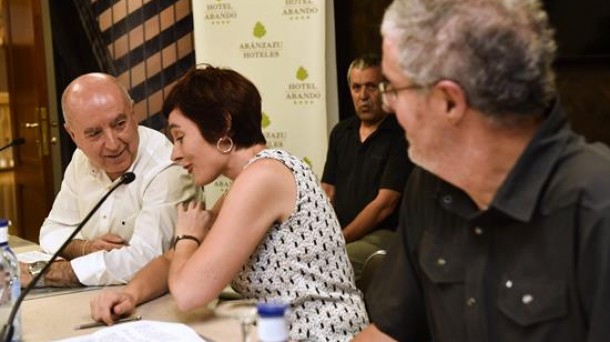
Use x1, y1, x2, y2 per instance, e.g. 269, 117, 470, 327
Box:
322, 53, 413, 281
355, 0, 610, 341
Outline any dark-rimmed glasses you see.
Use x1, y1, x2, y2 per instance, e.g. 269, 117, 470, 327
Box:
378, 81, 424, 110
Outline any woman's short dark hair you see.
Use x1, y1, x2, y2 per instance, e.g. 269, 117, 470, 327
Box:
162, 65, 266, 149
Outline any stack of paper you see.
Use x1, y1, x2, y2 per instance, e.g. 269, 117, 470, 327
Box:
54, 320, 208, 342
16, 250, 53, 263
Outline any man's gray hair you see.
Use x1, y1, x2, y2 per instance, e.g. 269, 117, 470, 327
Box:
347, 53, 382, 86
381, 0, 557, 119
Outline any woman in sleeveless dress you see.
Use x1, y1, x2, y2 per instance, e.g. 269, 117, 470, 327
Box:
90, 65, 368, 341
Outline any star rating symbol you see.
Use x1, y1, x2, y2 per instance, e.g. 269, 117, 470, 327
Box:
287, 15, 311, 20
292, 100, 315, 105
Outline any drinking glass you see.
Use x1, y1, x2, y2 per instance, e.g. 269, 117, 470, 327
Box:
214, 299, 257, 342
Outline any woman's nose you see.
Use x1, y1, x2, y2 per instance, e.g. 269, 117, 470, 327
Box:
171, 145, 183, 162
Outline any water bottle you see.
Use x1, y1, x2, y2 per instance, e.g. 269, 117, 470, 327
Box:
256, 302, 288, 342
0, 218, 21, 341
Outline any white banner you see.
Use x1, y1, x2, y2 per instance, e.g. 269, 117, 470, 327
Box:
191, 0, 337, 206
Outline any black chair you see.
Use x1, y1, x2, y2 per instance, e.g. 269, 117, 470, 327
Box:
356, 249, 387, 295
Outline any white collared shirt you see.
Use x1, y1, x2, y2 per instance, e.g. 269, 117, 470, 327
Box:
40, 126, 200, 285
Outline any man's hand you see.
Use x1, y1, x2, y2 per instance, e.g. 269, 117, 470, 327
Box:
90, 291, 137, 326
20, 260, 81, 288
61, 234, 129, 260
90, 233, 130, 252
19, 262, 33, 288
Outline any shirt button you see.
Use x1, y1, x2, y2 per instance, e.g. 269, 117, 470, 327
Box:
442, 195, 453, 204
522, 294, 534, 304
505, 280, 513, 288
466, 297, 477, 307
436, 258, 447, 266
474, 227, 484, 235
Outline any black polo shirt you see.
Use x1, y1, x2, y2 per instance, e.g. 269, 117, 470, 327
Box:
368, 101, 610, 341
322, 114, 412, 231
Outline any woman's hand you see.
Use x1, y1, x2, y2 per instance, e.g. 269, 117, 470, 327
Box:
175, 201, 215, 242
90, 291, 137, 325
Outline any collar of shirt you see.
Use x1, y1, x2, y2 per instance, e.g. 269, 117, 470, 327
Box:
437, 99, 573, 224
346, 114, 403, 141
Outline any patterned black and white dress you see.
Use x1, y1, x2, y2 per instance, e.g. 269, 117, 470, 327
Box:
231, 149, 368, 341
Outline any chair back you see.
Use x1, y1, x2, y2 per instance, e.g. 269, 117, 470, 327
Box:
356, 249, 387, 295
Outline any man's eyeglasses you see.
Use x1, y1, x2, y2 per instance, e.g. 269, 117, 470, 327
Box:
378, 81, 424, 109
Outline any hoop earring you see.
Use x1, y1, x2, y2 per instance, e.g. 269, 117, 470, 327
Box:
216, 137, 234, 154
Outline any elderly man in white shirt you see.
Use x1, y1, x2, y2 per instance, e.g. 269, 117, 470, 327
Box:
21, 73, 200, 287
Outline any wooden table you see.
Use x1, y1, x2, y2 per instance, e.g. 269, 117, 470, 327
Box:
8, 236, 248, 341
21, 286, 245, 341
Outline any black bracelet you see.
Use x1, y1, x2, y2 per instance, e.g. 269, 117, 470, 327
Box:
173, 235, 201, 249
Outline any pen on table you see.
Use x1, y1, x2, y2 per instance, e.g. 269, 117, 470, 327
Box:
74, 315, 142, 330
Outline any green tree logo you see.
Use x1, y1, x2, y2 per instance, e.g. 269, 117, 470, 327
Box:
296, 66, 308, 81
253, 22, 267, 38
261, 112, 271, 128
302, 157, 313, 168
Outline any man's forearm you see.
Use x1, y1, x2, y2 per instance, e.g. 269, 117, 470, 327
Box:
343, 191, 400, 242
343, 209, 382, 242
343, 201, 394, 242
59, 239, 89, 260
44, 260, 83, 287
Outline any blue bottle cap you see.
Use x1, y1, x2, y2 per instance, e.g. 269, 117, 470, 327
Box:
256, 302, 288, 318
0, 218, 8, 227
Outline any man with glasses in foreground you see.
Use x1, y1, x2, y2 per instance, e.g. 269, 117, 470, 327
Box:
321, 54, 412, 281
355, 0, 610, 341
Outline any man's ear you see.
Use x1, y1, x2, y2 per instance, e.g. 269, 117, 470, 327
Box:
64, 123, 76, 141
435, 80, 468, 124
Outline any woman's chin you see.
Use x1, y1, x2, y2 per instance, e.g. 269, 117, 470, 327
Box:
196, 174, 217, 187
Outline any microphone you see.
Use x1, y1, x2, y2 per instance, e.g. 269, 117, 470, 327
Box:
1, 172, 136, 342
0, 138, 25, 152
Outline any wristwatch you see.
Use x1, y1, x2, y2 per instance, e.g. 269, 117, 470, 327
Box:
173, 234, 201, 249
28, 261, 48, 287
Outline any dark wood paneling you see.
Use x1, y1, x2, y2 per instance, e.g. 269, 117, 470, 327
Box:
348, 0, 392, 57
334, 0, 392, 121
556, 61, 610, 146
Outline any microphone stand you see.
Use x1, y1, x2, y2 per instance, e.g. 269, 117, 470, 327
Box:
0, 138, 25, 153
1, 172, 136, 342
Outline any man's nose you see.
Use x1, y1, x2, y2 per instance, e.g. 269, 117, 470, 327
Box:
359, 88, 370, 99
103, 131, 121, 150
